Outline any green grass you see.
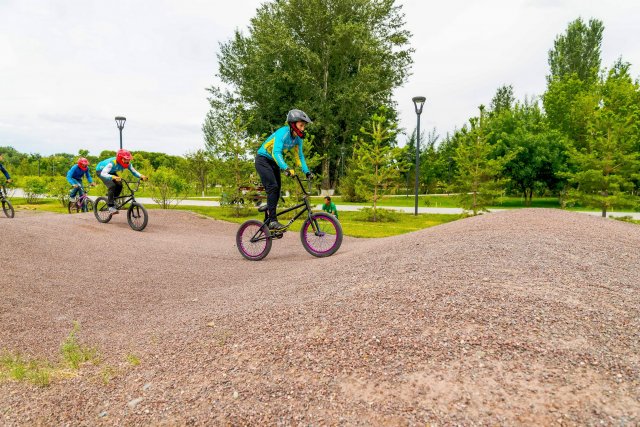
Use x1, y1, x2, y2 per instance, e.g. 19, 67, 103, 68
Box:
0, 323, 101, 387
0, 354, 53, 387
153, 204, 462, 238
610, 215, 640, 225
60, 322, 100, 369
309, 195, 566, 209
10, 198, 69, 213
9, 195, 637, 237
126, 353, 141, 367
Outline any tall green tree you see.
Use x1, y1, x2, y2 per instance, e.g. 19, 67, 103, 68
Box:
351, 107, 407, 221
203, 89, 256, 214
490, 84, 515, 115
185, 150, 213, 197
544, 18, 604, 148
214, 0, 413, 189
548, 17, 604, 84
490, 98, 570, 205
566, 60, 640, 216
454, 106, 511, 215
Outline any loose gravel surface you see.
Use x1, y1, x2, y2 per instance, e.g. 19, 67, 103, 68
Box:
1, 208, 639, 425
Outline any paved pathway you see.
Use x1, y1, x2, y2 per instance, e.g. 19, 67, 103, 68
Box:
10, 189, 640, 219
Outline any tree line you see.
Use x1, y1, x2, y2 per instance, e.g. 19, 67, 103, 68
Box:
3, 2, 639, 218
205, 4, 639, 217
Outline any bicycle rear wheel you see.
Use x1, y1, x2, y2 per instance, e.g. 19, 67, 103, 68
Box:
2, 199, 14, 218
300, 212, 342, 257
68, 201, 79, 214
94, 196, 112, 223
236, 219, 272, 261
127, 202, 148, 231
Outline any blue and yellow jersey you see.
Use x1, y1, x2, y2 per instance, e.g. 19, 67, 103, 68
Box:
257, 126, 309, 174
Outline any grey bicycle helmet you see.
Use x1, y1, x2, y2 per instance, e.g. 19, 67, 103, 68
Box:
286, 109, 312, 124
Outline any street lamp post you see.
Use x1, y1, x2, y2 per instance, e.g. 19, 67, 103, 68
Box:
115, 116, 126, 149
412, 96, 426, 216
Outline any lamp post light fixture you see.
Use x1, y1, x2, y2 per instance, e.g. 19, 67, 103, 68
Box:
412, 96, 426, 216
115, 116, 126, 150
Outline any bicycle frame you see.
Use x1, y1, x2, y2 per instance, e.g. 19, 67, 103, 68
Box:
113, 179, 141, 209
250, 175, 318, 242
73, 186, 88, 206
0, 185, 7, 200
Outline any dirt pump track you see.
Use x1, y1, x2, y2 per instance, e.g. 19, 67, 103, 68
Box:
1, 208, 639, 425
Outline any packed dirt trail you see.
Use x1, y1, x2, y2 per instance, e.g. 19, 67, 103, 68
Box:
1, 209, 639, 425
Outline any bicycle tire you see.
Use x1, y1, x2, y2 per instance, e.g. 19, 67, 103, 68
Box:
2, 199, 14, 218
236, 219, 272, 261
127, 202, 148, 231
68, 200, 80, 214
94, 196, 112, 223
300, 212, 342, 257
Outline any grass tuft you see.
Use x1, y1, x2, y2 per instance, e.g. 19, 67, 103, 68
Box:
60, 322, 100, 369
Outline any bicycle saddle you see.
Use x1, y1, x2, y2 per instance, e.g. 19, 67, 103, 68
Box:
257, 204, 268, 213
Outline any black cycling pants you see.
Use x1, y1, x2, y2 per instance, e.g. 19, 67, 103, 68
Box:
99, 175, 123, 207
255, 155, 281, 222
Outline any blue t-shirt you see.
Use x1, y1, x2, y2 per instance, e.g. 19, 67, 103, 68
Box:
0, 162, 10, 180
66, 165, 93, 185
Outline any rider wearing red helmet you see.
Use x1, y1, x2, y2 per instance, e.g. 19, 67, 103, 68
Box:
96, 149, 147, 214
66, 157, 96, 202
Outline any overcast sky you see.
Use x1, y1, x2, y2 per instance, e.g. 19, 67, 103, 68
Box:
1, 0, 639, 157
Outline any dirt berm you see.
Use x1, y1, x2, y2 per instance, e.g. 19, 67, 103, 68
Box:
1, 208, 638, 425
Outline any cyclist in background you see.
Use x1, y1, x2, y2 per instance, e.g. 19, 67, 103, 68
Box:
0, 153, 12, 184
255, 109, 315, 230
66, 158, 96, 202
96, 149, 147, 214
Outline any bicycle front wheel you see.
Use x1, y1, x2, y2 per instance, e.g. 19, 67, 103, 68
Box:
236, 219, 272, 261
300, 212, 343, 257
127, 202, 148, 231
94, 196, 112, 223
2, 199, 14, 218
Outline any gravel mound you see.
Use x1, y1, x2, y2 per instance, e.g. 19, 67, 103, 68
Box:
1, 208, 638, 425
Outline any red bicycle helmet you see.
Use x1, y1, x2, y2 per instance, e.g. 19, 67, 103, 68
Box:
77, 157, 89, 171
116, 149, 132, 168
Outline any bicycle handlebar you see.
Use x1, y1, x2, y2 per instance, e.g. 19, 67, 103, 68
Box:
290, 174, 313, 196
121, 178, 142, 193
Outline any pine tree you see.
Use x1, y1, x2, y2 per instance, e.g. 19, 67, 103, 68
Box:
454, 106, 511, 215
351, 107, 407, 221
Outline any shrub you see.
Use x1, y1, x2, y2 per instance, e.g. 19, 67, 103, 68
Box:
354, 207, 400, 222
23, 176, 48, 203
47, 176, 72, 207
149, 166, 187, 209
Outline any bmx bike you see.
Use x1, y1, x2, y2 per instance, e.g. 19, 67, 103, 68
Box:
0, 182, 14, 218
93, 178, 148, 231
236, 175, 342, 261
68, 185, 94, 214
